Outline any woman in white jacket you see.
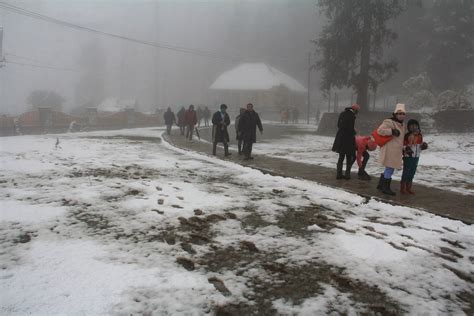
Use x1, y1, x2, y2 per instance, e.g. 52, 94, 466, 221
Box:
376, 103, 406, 195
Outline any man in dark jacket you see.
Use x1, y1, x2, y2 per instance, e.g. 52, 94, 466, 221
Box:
212, 104, 231, 156
177, 107, 186, 136
238, 103, 263, 160
163, 107, 176, 135
184, 105, 197, 141
332, 103, 359, 179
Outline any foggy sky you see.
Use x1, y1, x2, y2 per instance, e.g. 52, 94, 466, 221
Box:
0, 0, 321, 115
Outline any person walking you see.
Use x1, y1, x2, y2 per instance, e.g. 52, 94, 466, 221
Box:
400, 119, 428, 194
375, 103, 406, 195
177, 106, 186, 136
355, 135, 377, 180
292, 106, 299, 124
184, 104, 197, 141
332, 104, 360, 179
203, 106, 211, 127
196, 106, 203, 127
163, 107, 176, 135
238, 103, 263, 161
212, 104, 231, 156
235, 108, 246, 155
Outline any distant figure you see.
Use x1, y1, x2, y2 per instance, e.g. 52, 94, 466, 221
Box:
280, 108, 289, 124
196, 106, 203, 127
235, 107, 246, 155
203, 106, 211, 127
332, 103, 359, 180
238, 103, 263, 161
184, 104, 197, 141
13, 118, 22, 135
68, 121, 78, 133
163, 107, 176, 135
355, 135, 377, 180
375, 103, 406, 196
401, 119, 428, 194
177, 107, 186, 135
292, 106, 299, 124
212, 104, 231, 156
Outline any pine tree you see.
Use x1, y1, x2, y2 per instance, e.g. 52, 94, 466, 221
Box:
316, 0, 404, 111
425, 0, 474, 91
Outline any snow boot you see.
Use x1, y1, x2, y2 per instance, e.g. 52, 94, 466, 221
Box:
358, 170, 371, 180
382, 178, 396, 196
224, 143, 231, 156
376, 174, 384, 190
336, 162, 344, 179
363, 170, 372, 180
400, 181, 408, 194
406, 182, 415, 195
344, 169, 351, 180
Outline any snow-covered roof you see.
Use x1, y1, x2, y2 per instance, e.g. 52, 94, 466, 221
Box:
210, 63, 306, 92
98, 98, 136, 112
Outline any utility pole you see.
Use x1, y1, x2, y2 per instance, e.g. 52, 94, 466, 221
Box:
307, 52, 311, 124
0, 27, 5, 68
307, 52, 316, 124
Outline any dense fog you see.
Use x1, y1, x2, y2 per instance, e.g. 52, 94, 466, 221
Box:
0, 0, 320, 115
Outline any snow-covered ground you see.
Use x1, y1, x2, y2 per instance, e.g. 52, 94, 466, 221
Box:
255, 124, 474, 195
1, 127, 473, 314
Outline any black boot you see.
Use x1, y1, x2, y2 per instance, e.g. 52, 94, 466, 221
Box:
224, 143, 231, 156
376, 174, 384, 190
382, 178, 396, 196
212, 142, 217, 155
344, 168, 351, 180
358, 169, 371, 180
364, 170, 372, 180
336, 161, 344, 179
344, 155, 354, 180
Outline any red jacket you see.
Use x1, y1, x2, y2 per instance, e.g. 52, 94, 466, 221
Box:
355, 136, 371, 168
184, 109, 197, 125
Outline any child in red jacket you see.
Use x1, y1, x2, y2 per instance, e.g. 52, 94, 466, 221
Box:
356, 135, 377, 180
401, 119, 428, 194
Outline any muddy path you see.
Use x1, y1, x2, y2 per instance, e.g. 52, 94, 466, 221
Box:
165, 126, 474, 224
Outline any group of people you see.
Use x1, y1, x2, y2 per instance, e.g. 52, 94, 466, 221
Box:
163, 103, 263, 161
280, 106, 299, 124
332, 103, 428, 196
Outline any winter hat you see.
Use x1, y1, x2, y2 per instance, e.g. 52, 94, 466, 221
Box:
351, 104, 360, 111
407, 119, 420, 133
394, 103, 406, 114
407, 119, 419, 128
367, 140, 377, 151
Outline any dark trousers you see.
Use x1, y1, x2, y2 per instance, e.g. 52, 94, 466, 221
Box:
179, 125, 185, 135
237, 139, 243, 154
401, 157, 419, 182
166, 124, 172, 135
358, 151, 370, 174
337, 153, 355, 175
243, 141, 253, 158
186, 125, 194, 140
213, 140, 229, 155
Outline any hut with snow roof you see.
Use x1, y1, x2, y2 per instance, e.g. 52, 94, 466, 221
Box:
209, 63, 306, 118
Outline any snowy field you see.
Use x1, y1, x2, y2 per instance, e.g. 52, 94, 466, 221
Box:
255, 123, 474, 195
0, 127, 473, 314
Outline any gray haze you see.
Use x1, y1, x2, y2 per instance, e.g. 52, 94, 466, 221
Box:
0, 0, 321, 115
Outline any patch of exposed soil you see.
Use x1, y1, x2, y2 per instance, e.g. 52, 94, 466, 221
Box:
210, 258, 404, 315
276, 204, 341, 236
